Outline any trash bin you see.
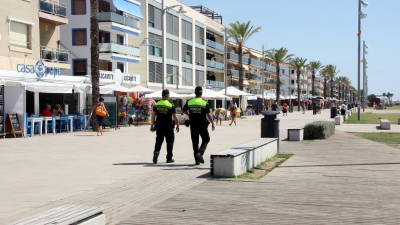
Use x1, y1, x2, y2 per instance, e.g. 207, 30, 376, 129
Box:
330, 107, 337, 118
261, 111, 280, 138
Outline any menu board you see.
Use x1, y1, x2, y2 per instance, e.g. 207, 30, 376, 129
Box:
0, 85, 4, 136
7, 113, 23, 137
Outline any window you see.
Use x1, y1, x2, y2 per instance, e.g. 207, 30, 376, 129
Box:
149, 61, 163, 83
148, 5, 162, 30
99, 30, 110, 43
117, 34, 124, 45
182, 44, 192, 63
195, 70, 205, 86
166, 64, 178, 84
281, 69, 285, 74
72, 28, 87, 45
117, 62, 124, 73
99, 60, 112, 71
195, 48, 204, 66
149, 33, 162, 57
72, 0, 86, 15
98, 0, 110, 12
73, 59, 87, 76
291, 80, 295, 84
195, 26, 204, 45
182, 68, 193, 86
291, 70, 295, 74
182, 20, 192, 41
166, 13, 179, 36
166, 39, 179, 61
9, 21, 31, 49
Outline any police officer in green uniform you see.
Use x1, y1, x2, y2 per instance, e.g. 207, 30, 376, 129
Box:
183, 86, 215, 165
151, 89, 180, 164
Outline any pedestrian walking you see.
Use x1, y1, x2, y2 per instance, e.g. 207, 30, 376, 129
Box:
183, 87, 215, 165
94, 97, 109, 136
228, 104, 237, 126
282, 103, 288, 116
150, 89, 180, 164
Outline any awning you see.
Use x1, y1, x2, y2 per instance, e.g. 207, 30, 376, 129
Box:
113, 0, 143, 19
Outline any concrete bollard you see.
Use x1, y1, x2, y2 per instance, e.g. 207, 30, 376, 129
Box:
335, 116, 342, 125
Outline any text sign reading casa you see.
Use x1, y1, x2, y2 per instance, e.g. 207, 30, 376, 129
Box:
16, 61, 61, 78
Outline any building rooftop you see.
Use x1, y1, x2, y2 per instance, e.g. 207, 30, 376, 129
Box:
190, 5, 223, 24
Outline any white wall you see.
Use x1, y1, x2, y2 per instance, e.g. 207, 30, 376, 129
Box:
5, 85, 26, 130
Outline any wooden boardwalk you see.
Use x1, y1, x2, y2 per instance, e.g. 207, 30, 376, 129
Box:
119, 132, 400, 225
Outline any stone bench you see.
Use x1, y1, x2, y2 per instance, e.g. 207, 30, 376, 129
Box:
13, 205, 105, 225
380, 119, 391, 130
210, 138, 278, 178
335, 115, 343, 125
287, 127, 304, 141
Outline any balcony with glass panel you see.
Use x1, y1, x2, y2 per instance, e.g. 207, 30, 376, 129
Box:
207, 60, 224, 70
206, 39, 224, 52
265, 65, 277, 73
206, 80, 225, 88
228, 69, 239, 79
41, 46, 69, 63
39, 0, 68, 25
99, 42, 140, 58
98, 11, 140, 29
227, 53, 239, 61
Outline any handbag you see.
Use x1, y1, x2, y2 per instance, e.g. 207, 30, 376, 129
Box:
96, 106, 107, 117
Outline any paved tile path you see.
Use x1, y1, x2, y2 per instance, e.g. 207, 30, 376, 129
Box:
119, 131, 400, 225
0, 110, 330, 224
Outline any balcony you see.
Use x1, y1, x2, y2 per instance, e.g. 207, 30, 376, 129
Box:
206, 39, 224, 52
228, 69, 239, 78
264, 78, 276, 84
39, 0, 68, 25
207, 60, 224, 70
98, 12, 140, 29
206, 80, 225, 88
227, 53, 239, 61
265, 65, 276, 73
99, 42, 140, 57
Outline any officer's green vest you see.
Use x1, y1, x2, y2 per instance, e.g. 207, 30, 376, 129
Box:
188, 98, 207, 108
155, 99, 173, 108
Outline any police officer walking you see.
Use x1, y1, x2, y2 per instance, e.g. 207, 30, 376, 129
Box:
151, 89, 179, 164
183, 86, 215, 165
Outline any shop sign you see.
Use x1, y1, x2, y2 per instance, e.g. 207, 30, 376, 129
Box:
99, 70, 114, 81
122, 74, 140, 85
16, 61, 61, 78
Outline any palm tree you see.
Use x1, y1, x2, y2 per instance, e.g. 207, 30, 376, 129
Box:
291, 57, 308, 111
324, 64, 339, 98
265, 48, 293, 103
90, 0, 100, 130
227, 21, 261, 91
320, 66, 329, 99
308, 61, 323, 97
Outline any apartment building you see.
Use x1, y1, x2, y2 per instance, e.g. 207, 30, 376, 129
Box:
135, 1, 225, 92
226, 42, 277, 96
61, 0, 143, 86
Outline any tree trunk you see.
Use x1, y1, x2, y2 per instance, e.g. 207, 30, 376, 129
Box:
90, 0, 100, 131
275, 64, 280, 103
311, 72, 315, 96
297, 70, 301, 111
238, 44, 244, 91
330, 79, 334, 98
323, 77, 327, 99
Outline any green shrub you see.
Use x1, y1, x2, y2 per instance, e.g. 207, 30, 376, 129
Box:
304, 121, 335, 140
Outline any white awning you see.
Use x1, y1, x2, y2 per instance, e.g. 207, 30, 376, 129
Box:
185, 89, 231, 100
144, 90, 184, 99
218, 86, 253, 97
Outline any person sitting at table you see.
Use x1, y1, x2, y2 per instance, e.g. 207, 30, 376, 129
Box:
53, 104, 64, 116
41, 104, 53, 117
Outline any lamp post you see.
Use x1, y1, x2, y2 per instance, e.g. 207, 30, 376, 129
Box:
357, 0, 368, 120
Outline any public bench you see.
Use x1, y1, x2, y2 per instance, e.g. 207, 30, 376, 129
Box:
287, 127, 304, 141
379, 119, 391, 130
210, 138, 278, 178
335, 115, 343, 125
13, 205, 105, 225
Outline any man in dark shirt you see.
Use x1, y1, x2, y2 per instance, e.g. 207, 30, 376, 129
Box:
151, 89, 179, 164
183, 86, 215, 165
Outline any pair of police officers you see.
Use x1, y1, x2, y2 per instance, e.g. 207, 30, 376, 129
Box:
151, 86, 215, 165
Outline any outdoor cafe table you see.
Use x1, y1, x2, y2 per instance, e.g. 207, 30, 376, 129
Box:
30, 117, 43, 136
42, 117, 55, 134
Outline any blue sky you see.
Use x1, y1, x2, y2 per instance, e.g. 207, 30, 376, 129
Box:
181, 0, 400, 100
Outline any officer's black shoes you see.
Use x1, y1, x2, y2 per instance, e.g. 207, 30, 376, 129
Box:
166, 159, 175, 163
153, 152, 159, 164
195, 161, 201, 165
195, 153, 204, 164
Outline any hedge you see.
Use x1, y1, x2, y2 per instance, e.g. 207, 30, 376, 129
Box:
304, 121, 336, 140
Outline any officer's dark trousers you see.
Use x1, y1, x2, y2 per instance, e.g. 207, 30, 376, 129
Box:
190, 125, 210, 157
154, 127, 174, 160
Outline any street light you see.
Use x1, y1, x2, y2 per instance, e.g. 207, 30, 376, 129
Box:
357, 0, 368, 120
142, 1, 186, 91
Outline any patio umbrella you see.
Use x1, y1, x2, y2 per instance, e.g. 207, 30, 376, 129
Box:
127, 85, 153, 93
218, 86, 253, 97
144, 90, 183, 99
185, 89, 231, 100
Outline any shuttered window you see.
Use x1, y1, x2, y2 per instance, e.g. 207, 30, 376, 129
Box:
196, 70, 205, 87
195, 26, 204, 45
72, 29, 87, 45
166, 13, 178, 36
73, 59, 87, 76
149, 61, 163, 83
195, 48, 204, 66
148, 5, 162, 30
72, 0, 86, 15
9, 21, 31, 49
182, 68, 193, 86
166, 64, 178, 84
182, 44, 192, 63
166, 39, 179, 61
182, 20, 192, 41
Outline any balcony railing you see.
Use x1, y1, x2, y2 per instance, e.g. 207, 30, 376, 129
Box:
39, 0, 67, 17
227, 53, 239, 61
206, 80, 225, 88
98, 12, 140, 29
228, 69, 239, 78
206, 39, 224, 52
207, 60, 224, 70
265, 65, 277, 73
41, 46, 69, 63
99, 42, 140, 57
264, 78, 276, 84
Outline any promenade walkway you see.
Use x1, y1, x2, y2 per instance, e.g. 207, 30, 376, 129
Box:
120, 131, 400, 225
